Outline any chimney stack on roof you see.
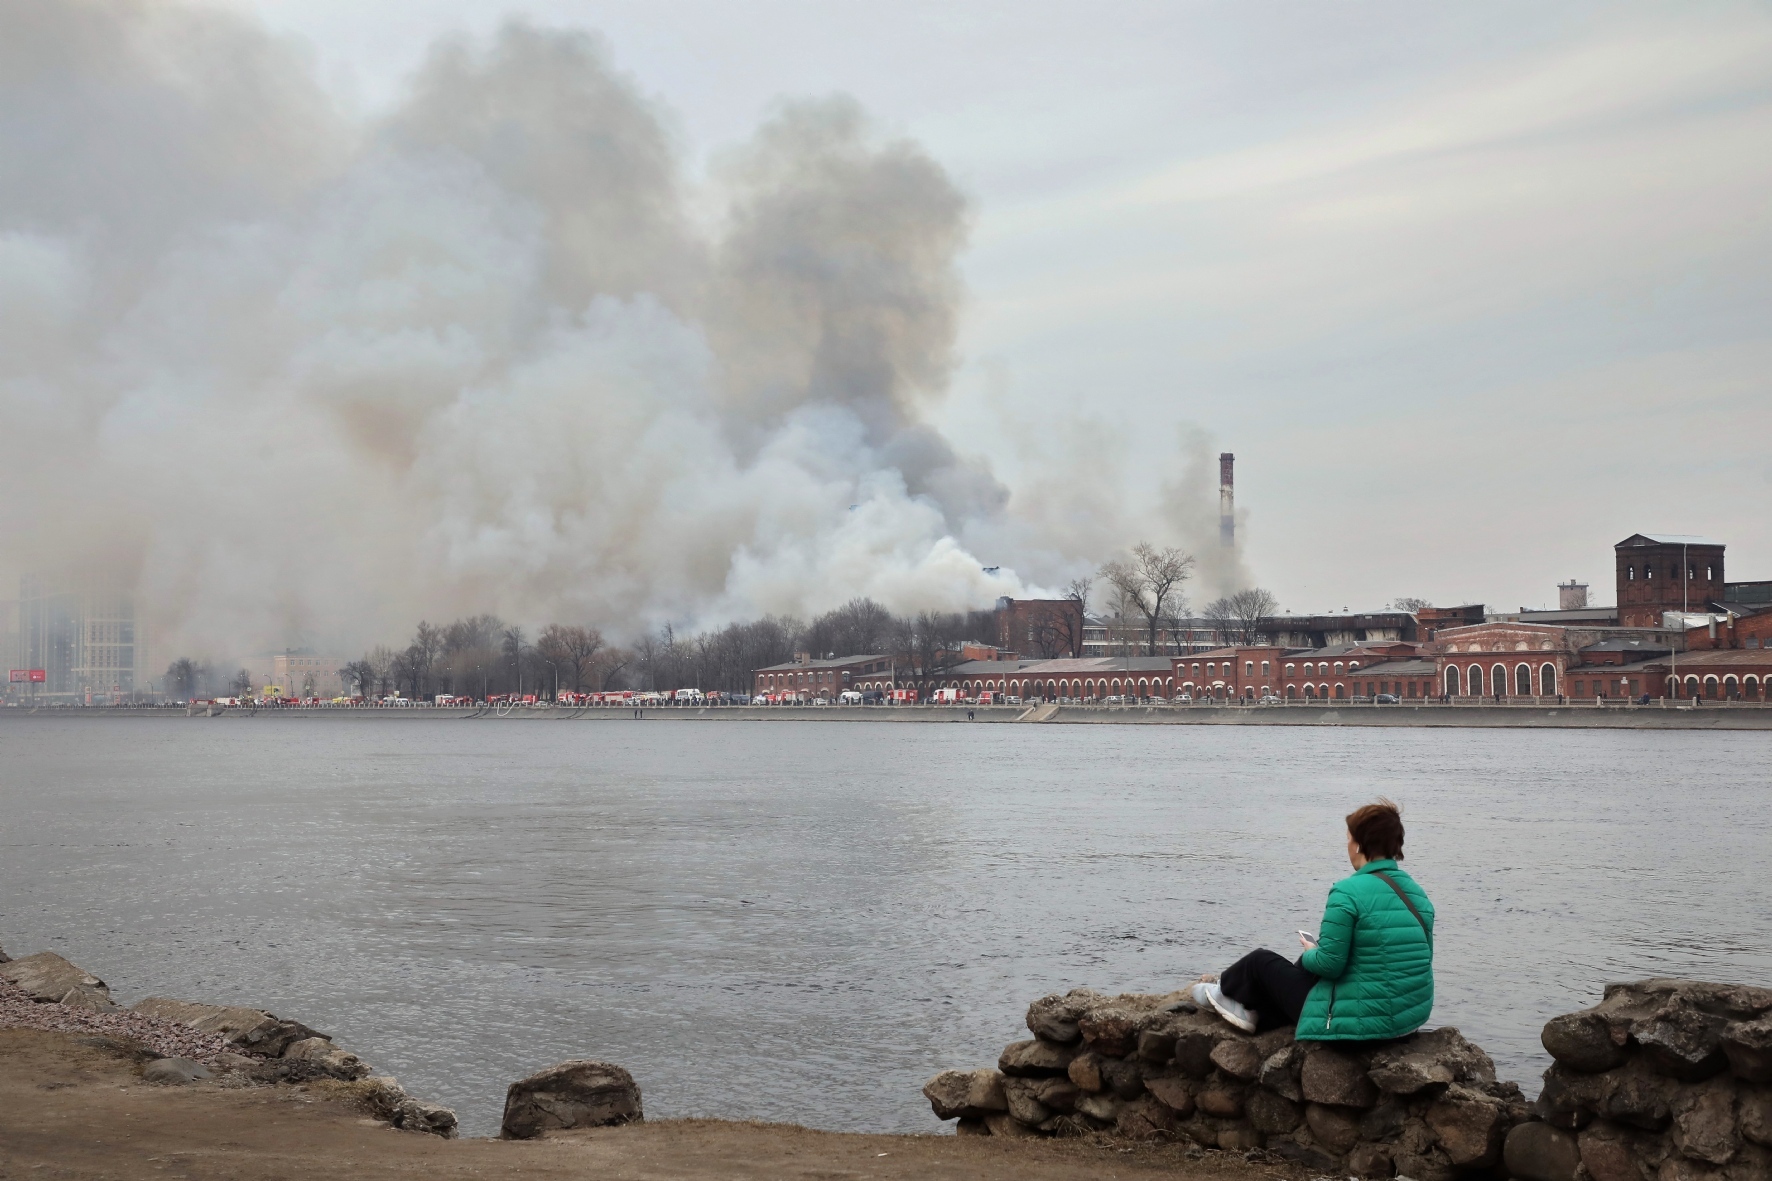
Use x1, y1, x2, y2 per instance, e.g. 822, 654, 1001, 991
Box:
1219, 452, 1235, 548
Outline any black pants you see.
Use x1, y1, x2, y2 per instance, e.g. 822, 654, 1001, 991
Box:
1220, 948, 1317, 1031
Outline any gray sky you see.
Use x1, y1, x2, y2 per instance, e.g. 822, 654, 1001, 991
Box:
234, 0, 1772, 614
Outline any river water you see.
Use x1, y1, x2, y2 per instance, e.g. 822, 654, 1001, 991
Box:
1, 717, 1767, 1136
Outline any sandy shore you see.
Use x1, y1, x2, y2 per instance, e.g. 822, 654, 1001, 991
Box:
0, 1028, 1299, 1181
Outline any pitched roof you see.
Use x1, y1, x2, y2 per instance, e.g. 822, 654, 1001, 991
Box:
1616, 533, 1726, 548
753, 654, 890, 672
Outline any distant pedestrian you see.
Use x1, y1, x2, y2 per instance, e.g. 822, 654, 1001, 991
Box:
967, 708, 975, 721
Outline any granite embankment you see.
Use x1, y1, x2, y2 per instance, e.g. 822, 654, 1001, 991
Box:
925, 979, 1772, 1180
6, 702, 1771, 729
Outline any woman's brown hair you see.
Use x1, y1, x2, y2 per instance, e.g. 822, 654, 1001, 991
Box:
1346, 798, 1405, 860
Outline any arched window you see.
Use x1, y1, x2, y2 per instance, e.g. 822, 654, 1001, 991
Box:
1261, 661, 1270, 677
1685, 676, 1700, 697
1303, 662, 1315, 676
1516, 665, 1532, 695
1469, 665, 1484, 696
1704, 676, 1720, 699
1349, 661, 1360, 672
1245, 661, 1255, 676
1333, 684, 1346, 700
1492, 664, 1507, 696
1446, 666, 1461, 695
1627, 565, 1635, 580
1645, 565, 1654, 579
1304, 684, 1316, 699
1707, 566, 1713, 580
1285, 663, 1295, 675
1286, 685, 1297, 699
1334, 662, 1345, 675
1724, 675, 1739, 699
1745, 675, 1760, 700
1540, 664, 1556, 696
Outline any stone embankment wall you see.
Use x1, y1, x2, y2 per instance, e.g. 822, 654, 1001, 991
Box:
925, 979, 1772, 1181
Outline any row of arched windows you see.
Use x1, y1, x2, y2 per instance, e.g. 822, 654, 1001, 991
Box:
1671, 674, 1764, 700
1444, 663, 1559, 697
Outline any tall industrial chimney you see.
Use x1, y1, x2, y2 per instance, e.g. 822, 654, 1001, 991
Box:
1219, 452, 1235, 547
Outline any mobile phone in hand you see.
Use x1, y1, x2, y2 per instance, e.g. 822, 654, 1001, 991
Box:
1298, 929, 1319, 946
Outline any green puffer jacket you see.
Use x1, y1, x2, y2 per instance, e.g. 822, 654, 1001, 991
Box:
1295, 859, 1434, 1041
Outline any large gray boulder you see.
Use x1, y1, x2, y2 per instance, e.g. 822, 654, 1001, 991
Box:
281, 1036, 369, 1080
923, 1069, 1007, 1120
141, 1057, 214, 1085
1589, 979, 1772, 1082
1504, 1122, 1582, 1181
0, 951, 113, 1008
130, 997, 320, 1057
501, 1060, 642, 1140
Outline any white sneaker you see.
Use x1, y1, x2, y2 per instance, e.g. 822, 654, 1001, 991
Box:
1193, 980, 1258, 1033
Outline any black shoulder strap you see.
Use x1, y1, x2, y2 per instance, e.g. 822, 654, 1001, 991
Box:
1370, 870, 1433, 951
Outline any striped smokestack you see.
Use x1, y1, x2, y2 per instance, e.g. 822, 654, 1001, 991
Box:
1219, 452, 1235, 547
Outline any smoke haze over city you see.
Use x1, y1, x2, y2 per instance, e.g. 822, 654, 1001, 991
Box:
4, 0, 1771, 661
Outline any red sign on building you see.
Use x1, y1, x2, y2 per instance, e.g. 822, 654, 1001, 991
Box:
10, 669, 47, 683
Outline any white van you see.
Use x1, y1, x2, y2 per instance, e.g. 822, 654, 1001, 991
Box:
838, 690, 863, 705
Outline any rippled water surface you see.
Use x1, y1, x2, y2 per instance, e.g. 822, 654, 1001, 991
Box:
1, 716, 1767, 1136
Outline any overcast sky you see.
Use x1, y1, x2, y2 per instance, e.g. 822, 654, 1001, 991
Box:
223, 0, 1772, 615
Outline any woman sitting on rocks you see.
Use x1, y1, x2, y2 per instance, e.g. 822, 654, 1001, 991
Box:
1192, 798, 1434, 1040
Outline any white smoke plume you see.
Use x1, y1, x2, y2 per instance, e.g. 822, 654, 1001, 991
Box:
0, 1, 1240, 655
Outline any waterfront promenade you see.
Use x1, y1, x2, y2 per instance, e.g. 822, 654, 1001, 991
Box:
7, 701, 1772, 729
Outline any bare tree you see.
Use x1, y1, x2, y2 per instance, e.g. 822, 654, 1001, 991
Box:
803, 598, 894, 658
368, 646, 397, 698
1204, 587, 1280, 646
165, 657, 200, 699
1099, 543, 1195, 656
1390, 597, 1432, 613
339, 659, 376, 699
537, 624, 605, 694
1053, 577, 1092, 657
501, 627, 527, 696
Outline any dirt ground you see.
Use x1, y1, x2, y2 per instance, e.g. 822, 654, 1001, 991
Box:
0, 1029, 1311, 1181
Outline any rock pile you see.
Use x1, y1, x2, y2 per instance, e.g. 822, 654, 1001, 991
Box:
1, 951, 116, 1009
926, 979, 1772, 1180
924, 987, 1526, 1178
1516, 979, 1772, 1181
0, 946, 457, 1138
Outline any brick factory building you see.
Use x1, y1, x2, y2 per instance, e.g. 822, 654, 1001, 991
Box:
1615, 533, 1726, 627
752, 653, 898, 699
993, 597, 1085, 658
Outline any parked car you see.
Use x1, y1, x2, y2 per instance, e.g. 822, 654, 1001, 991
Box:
838, 690, 863, 704
1375, 693, 1401, 704
1258, 694, 1282, 705
1175, 693, 1193, 704
1103, 694, 1124, 704
1004, 695, 1022, 705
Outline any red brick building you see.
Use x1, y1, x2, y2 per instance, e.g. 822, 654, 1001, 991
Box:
1430, 622, 1577, 698
993, 597, 1085, 659
920, 656, 1178, 701
752, 654, 897, 699
1616, 534, 1725, 627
